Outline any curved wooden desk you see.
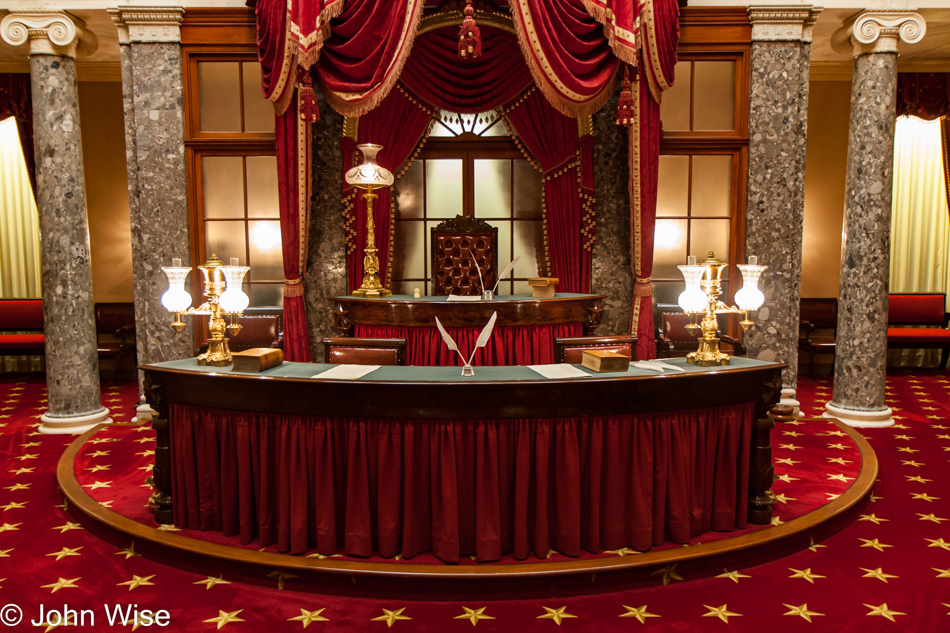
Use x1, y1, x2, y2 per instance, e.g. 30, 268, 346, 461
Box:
143, 358, 783, 564
331, 293, 606, 366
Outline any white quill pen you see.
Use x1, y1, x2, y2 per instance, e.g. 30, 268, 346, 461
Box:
492, 256, 521, 294
435, 316, 466, 365
466, 311, 498, 366
467, 248, 486, 294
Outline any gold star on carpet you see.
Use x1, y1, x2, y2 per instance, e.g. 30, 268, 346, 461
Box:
702, 604, 741, 623
827, 473, 852, 483
84, 480, 112, 491
13, 453, 37, 461
288, 608, 330, 627
859, 538, 893, 551
775, 457, 800, 466
772, 515, 785, 526
926, 538, 950, 551
808, 537, 826, 552
604, 547, 638, 556
858, 514, 888, 525
619, 605, 659, 623
897, 446, 920, 454
822, 429, 846, 437
115, 542, 140, 559
55, 499, 68, 512
372, 608, 411, 627
0, 548, 12, 557
935, 567, 950, 578
865, 603, 905, 622
41, 577, 80, 593
266, 570, 298, 590
203, 609, 245, 629
827, 457, 851, 465
828, 443, 848, 450
716, 568, 750, 583
935, 424, 950, 429
778, 443, 801, 451
21, 441, 40, 448
773, 493, 796, 504
86, 464, 111, 473
100, 500, 114, 508
938, 435, 950, 441
118, 574, 155, 591
1, 501, 27, 511
538, 606, 576, 625
789, 567, 826, 583
895, 434, 914, 440
454, 606, 494, 626
825, 493, 840, 501
774, 473, 799, 483
46, 546, 83, 561
156, 524, 180, 532
134, 436, 154, 444
912, 492, 940, 502
861, 567, 898, 583
88, 450, 110, 458
136, 449, 155, 457
907, 475, 933, 483
194, 575, 230, 589
918, 513, 949, 523
650, 564, 683, 585
782, 430, 802, 437
902, 460, 925, 467
0, 522, 22, 533
783, 603, 824, 623
9, 467, 34, 476
51, 522, 83, 533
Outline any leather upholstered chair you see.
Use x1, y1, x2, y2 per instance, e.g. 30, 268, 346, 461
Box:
655, 304, 745, 358
198, 307, 283, 354
555, 335, 637, 364
799, 297, 837, 376
431, 215, 498, 296
323, 337, 408, 366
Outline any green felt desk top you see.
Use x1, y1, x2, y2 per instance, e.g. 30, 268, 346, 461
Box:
151, 356, 779, 384
334, 293, 597, 303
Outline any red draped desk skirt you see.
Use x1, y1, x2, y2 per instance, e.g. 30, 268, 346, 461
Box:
169, 403, 754, 563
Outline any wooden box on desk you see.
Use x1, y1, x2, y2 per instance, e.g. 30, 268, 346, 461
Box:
528, 277, 559, 298
581, 350, 630, 372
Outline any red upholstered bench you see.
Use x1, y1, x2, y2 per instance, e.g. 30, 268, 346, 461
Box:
887, 293, 950, 370
0, 299, 45, 356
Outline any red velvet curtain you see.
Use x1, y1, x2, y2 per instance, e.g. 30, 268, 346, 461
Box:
0, 74, 35, 191
355, 322, 582, 366
506, 90, 590, 293
344, 89, 432, 292
170, 401, 753, 562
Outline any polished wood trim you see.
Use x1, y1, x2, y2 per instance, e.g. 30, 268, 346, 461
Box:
181, 9, 256, 45
678, 8, 752, 45
59, 417, 873, 580
332, 295, 605, 332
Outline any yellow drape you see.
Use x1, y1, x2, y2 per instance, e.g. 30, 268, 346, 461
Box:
0, 116, 41, 299
889, 115, 950, 367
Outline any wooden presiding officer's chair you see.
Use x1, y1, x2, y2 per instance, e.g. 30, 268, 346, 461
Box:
555, 335, 638, 364
431, 215, 498, 296
322, 337, 408, 366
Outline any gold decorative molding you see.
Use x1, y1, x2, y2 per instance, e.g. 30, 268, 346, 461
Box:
342, 116, 359, 141
577, 116, 593, 137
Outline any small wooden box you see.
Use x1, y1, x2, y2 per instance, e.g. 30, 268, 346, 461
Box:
528, 277, 559, 298
581, 350, 630, 372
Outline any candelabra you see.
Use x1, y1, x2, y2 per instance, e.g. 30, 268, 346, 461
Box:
345, 143, 393, 298
160, 254, 250, 366
677, 251, 766, 366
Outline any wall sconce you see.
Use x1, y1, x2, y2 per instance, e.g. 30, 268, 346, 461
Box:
161, 254, 249, 366
345, 143, 393, 298
677, 251, 766, 366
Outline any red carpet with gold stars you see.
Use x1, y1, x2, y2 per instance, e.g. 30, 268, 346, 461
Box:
0, 370, 948, 631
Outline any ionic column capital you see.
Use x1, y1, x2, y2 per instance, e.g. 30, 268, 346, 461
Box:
748, 6, 824, 43
833, 11, 927, 57
0, 10, 96, 58
110, 7, 184, 44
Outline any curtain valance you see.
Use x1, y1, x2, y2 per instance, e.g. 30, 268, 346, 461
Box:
897, 73, 950, 121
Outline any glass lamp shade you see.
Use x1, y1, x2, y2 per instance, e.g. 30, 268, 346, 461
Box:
677, 263, 709, 313
219, 263, 250, 313
344, 143, 394, 189
735, 262, 767, 310
160, 265, 193, 312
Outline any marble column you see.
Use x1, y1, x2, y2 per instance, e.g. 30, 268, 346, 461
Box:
824, 12, 925, 428
743, 6, 821, 418
590, 88, 632, 335
305, 95, 348, 362
110, 8, 193, 380
1, 11, 110, 433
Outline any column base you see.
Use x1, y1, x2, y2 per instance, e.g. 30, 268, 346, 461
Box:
133, 397, 156, 424
780, 388, 804, 419
39, 406, 111, 435
822, 401, 893, 428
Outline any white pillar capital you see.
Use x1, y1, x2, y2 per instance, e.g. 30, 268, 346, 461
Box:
847, 11, 926, 57
1, 10, 96, 58
747, 6, 824, 43
110, 7, 185, 44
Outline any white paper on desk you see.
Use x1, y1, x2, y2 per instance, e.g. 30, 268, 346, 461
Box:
446, 294, 482, 302
634, 360, 685, 373
527, 364, 593, 379
312, 364, 381, 380
651, 359, 686, 372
